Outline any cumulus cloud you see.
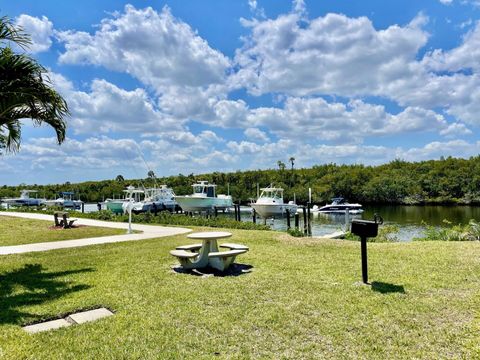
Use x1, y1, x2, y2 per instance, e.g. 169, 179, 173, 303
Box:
439, 122, 472, 137
423, 21, 480, 72
16, 14, 53, 53
245, 97, 448, 143
244, 127, 270, 142
234, 12, 429, 97
50, 73, 181, 134
57, 5, 230, 90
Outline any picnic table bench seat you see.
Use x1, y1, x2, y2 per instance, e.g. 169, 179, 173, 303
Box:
170, 250, 199, 258
208, 249, 248, 271
219, 243, 249, 251
176, 244, 203, 252
170, 249, 200, 269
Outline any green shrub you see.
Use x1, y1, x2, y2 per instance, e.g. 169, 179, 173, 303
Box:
287, 228, 305, 237
415, 219, 480, 241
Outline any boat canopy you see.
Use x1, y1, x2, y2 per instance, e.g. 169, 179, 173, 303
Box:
192, 181, 216, 197
259, 186, 284, 200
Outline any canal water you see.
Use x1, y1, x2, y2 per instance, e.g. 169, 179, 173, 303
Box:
215, 205, 480, 241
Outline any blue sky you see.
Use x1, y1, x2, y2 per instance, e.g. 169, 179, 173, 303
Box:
1, 0, 480, 185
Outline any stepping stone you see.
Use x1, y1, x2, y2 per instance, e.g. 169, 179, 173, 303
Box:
66, 308, 114, 324
23, 319, 71, 334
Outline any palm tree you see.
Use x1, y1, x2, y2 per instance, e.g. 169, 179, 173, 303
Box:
289, 157, 295, 170
0, 16, 68, 153
115, 175, 125, 182
277, 160, 286, 171
147, 170, 156, 179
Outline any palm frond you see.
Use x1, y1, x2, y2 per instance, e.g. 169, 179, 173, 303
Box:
0, 30, 69, 152
0, 16, 31, 49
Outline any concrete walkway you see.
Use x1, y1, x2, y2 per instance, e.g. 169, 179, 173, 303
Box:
0, 212, 191, 255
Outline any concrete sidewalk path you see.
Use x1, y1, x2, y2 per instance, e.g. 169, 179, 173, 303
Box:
0, 212, 191, 255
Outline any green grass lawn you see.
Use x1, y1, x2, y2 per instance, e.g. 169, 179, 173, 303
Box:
0, 222, 479, 359
0, 216, 126, 246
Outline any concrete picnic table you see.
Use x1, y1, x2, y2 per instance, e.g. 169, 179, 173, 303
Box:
170, 231, 249, 271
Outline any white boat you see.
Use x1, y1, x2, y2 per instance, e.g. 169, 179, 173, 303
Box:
250, 186, 297, 218
45, 192, 83, 209
318, 197, 364, 214
120, 187, 145, 214
2, 190, 45, 206
131, 185, 178, 213
105, 186, 140, 214
174, 181, 232, 212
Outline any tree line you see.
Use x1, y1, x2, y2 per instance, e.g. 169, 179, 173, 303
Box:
1, 156, 480, 205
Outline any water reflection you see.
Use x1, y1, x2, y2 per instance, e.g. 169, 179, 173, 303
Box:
217, 205, 480, 241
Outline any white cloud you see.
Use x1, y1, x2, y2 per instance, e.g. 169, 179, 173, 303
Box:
234, 12, 429, 97
244, 127, 270, 142
423, 21, 480, 72
16, 14, 53, 53
57, 5, 231, 90
246, 97, 447, 143
403, 140, 480, 161
50, 73, 181, 134
439, 122, 472, 137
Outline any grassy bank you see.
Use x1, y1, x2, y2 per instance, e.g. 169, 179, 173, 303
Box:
0, 216, 126, 246
0, 219, 479, 358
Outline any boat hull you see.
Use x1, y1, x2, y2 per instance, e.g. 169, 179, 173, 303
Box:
251, 203, 298, 218
106, 200, 126, 214
4, 199, 44, 206
318, 206, 364, 214
175, 196, 233, 212
45, 200, 82, 210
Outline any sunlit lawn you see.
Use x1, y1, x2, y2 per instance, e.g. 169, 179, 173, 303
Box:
0, 216, 126, 246
0, 220, 479, 359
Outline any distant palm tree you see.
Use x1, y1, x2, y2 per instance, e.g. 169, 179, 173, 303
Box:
115, 175, 125, 182
289, 157, 295, 170
0, 16, 68, 153
277, 160, 286, 171
147, 170, 156, 179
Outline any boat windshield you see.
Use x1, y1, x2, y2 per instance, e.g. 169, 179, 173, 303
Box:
193, 186, 206, 194
260, 189, 283, 200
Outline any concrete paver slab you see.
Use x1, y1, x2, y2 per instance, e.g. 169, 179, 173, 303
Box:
23, 319, 71, 333
66, 308, 114, 324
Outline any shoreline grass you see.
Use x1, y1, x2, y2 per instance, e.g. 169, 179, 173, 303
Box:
0, 216, 126, 246
0, 219, 479, 358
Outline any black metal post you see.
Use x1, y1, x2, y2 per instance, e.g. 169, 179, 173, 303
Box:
252, 208, 256, 224
214, 206, 218, 218
294, 213, 299, 229
302, 206, 307, 235
234, 204, 238, 221
81, 202, 85, 213
286, 209, 291, 229
237, 204, 241, 221
97, 203, 101, 211
361, 236, 368, 284
307, 202, 311, 236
